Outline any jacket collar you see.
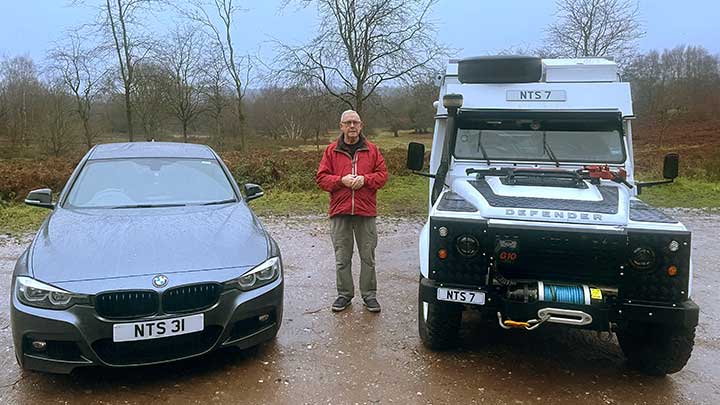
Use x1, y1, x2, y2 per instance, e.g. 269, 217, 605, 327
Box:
334, 133, 369, 153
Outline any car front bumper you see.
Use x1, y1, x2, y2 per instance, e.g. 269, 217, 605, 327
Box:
11, 277, 283, 374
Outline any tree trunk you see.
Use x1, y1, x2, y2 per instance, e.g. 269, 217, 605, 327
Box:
235, 98, 245, 151
82, 117, 92, 150
183, 121, 188, 143
124, 87, 134, 142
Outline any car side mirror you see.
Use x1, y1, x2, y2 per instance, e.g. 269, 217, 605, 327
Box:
663, 153, 679, 180
243, 183, 264, 202
25, 188, 54, 209
407, 142, 425, 171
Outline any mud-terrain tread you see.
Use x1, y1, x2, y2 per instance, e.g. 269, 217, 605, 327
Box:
418, 283, 462, 350
617, 322, 696, 376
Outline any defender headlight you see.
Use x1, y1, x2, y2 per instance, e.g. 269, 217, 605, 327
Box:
236, 257, 281, 291
456, 235, 480, 257
15, 277, 88, 310
630, 247, 656, 270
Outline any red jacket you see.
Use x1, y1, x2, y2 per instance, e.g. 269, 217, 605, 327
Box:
316, 136, 388, 217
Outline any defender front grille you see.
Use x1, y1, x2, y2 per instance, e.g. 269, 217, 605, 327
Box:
162, 283, 222, 314
95, 291, 159, 319
493, 230, 626, 284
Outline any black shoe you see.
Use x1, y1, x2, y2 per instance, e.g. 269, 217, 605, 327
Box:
363, 297, 381, 313
332, 296, 351, 312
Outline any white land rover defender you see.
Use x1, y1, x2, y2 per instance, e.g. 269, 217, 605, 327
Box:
407, 56, 699, 376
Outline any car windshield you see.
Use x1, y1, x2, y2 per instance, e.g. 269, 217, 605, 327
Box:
454, 128, 625, 163
64, 158, 237, 209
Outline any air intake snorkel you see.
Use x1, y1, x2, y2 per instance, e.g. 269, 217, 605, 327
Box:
431, 93, 463, 204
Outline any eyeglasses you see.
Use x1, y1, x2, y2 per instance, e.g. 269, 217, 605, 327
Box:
341, 120, 362, 126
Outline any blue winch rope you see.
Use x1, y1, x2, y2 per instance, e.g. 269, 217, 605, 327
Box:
543, 284, 585, 305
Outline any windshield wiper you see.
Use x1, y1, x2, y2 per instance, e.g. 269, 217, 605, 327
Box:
543, 133, 560, 168
199, 198, 237, 206
111, 203, 187, 209
477, 132, 491, 165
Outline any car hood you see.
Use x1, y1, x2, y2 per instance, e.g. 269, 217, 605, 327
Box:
449, 176, 630, 226
30, 204, 269, 283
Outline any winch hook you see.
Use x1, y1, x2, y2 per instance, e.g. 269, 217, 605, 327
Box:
497, 312, 550, 331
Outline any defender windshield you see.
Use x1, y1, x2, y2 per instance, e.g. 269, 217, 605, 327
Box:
65, 158, 237, 209
454, 121, 626, 163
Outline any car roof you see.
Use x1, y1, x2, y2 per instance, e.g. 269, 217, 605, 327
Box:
88, 142, 216, 160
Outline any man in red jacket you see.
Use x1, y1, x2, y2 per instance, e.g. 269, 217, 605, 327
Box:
316, 110, 388, 312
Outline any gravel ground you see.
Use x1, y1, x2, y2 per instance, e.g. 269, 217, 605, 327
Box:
0, 211, 718, 404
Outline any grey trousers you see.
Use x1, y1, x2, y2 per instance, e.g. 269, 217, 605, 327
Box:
331, 215, 377, 300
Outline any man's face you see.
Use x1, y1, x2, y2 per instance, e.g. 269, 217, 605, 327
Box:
340, 112, 363, 143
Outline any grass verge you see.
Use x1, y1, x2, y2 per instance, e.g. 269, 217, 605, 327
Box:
0, 204, 49, 236
638, 178, 720, 208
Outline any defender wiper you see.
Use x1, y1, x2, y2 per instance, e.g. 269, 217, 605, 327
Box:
477, 132, 491, 165
543, 133, 560, 168
199, 198, 237, 206
111, 203, 187, 209
466, 167, 511, 176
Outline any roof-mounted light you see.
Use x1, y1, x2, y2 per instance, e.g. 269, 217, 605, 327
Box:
443, 93, 463, 110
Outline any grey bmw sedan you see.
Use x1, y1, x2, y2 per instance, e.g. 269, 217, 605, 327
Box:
11, 142, 283, 374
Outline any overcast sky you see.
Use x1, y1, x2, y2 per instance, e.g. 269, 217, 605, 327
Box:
0, 0, 718, 65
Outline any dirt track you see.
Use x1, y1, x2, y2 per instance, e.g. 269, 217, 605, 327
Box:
1, 211, 719, 404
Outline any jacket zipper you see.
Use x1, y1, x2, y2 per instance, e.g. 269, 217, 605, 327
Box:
351, 154, 357, 215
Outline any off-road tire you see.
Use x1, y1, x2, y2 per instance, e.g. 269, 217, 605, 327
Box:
418, 282, 462, 350
616, 322, 696, 376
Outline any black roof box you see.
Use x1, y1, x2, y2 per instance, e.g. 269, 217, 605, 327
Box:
457, 56, 542, 84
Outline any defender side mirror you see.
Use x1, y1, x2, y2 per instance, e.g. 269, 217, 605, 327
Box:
407, 142, 425, 171
243, 183, 264, 202
663, 153, 679, 180
25, 188, 54, 209
637, 153, 680, 194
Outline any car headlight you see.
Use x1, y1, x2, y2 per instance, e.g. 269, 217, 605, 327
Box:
15, 276, 89, 310
236, 257, 281, 291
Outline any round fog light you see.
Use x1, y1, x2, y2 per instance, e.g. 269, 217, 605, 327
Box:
31, 340, 47, 351
668, 240, 680, 252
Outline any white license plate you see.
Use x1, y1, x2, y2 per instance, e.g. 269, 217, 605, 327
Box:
506, 89, 567, 101
437, 288, 485, 305
113, 314, 204, 342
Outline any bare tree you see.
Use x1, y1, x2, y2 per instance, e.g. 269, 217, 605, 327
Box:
200, 44, 231, 148
0, 56, 43, 149
159, 25, 206, 143
186, 0, 252, 151
545, 0, 644, 64
98, 0, 162, 142
41, 80, 77, 156
48, 30, 108, 149
133, 61, 170, 139
277, 0, 447, 116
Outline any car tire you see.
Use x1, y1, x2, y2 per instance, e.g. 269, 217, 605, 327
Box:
616, 322, 696, 376
418, 281, 462, 350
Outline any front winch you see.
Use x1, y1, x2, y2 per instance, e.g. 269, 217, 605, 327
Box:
505, 281, 610, 305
